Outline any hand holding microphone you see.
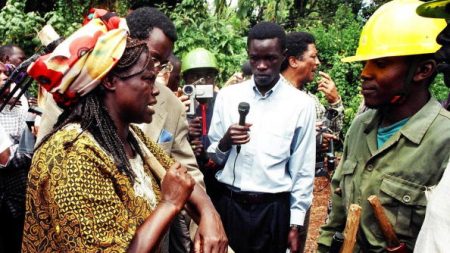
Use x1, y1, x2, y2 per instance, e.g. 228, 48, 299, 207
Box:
218, 102, 251, 153
237, 102, 250, 153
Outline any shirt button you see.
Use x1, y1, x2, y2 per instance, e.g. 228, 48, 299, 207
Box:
403, 195, 411, 203
367, 164, 374, 171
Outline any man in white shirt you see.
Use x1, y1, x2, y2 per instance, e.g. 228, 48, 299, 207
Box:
0, 124, 12, 166
208, 22, 316, 253
415, 1, 450, 252
0, 61, 32, 253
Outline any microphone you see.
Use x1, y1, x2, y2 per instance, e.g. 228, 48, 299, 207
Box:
237, 102, 250, 154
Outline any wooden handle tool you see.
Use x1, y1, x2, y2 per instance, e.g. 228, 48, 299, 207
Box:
340, 204, 362, 253
368, 195, 408, 253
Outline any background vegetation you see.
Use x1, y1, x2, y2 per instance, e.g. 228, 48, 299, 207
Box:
0, 0, 447, 137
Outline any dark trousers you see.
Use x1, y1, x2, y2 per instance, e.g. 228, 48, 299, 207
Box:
169, 211, 192, 253
215, 189, 290, 253
0, 166, 28, 253
0, 205, 24, 253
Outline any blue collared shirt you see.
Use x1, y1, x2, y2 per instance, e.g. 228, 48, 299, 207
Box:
207, 75, 316, 225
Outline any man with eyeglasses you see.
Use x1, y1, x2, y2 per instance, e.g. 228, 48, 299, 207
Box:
126, 7, 227, 253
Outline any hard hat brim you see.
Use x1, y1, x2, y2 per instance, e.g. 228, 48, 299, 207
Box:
341, 48, 444, 63
417, 0, 450, 18
341, 54, 388, 63
341, 55, 370, 63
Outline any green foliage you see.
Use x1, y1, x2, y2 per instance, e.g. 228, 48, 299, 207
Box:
0, 0, 130, 97
236, 0, 293, 24
1, 0, 449, 138
360, 0, 391, 20
164, 0, 248, 86
431, 74, 449, 102
40, 0, 130, 39
0, 0, 130, 54
298, 0, 362, 23
293, 4, 364, 136
0, 0, 45, 54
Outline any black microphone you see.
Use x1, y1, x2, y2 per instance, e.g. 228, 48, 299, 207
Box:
237, 102, 250, 154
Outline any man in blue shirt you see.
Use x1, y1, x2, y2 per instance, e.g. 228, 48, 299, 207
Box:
208, 22, 316, 253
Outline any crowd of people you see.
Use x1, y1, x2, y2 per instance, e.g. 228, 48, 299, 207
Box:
1, 0, 450, 252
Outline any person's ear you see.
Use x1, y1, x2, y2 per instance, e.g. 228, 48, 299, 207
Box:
413, 59, 436, 82
101, 75, 117, 91
288, 56, 298, 68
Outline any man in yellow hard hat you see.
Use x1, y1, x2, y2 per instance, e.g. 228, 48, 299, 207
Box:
317, 0, 450, 252
414, 1, 450, 252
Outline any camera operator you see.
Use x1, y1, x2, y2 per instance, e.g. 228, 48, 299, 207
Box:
181, 48, 221, 200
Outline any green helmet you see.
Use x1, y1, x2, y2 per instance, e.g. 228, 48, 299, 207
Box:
181, 48, 218, 73
417, 0, 450, 18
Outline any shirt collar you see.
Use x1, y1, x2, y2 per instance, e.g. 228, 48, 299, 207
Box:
251, 74, 286, 98
283, 76, 306, 92
363, 97, 443, 145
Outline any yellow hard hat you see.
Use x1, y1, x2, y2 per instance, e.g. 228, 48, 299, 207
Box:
417, 0, 450, 19
342, 0, 446, 62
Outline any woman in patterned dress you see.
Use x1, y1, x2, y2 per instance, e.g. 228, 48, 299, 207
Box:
21, 10, 196, 252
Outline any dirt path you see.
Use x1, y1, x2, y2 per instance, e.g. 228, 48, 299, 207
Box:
304, 176, 332, 252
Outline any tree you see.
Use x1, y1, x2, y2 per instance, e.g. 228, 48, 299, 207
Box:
0, 0, 447, 136
163, 0, 248, 84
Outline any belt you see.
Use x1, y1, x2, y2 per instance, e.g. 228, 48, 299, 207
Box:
219, 183, 289, 205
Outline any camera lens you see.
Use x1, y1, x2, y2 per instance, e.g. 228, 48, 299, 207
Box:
183, 85, 194, 95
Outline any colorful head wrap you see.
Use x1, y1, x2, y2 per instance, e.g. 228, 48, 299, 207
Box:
27, 9, 128, 107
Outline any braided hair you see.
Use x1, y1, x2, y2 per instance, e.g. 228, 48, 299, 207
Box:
38, 38, 151, 182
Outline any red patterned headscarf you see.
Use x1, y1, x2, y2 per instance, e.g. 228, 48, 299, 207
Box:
27, 9, 128, 107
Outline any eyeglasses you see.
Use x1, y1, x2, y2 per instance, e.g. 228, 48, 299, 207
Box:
152, 57, 173, 74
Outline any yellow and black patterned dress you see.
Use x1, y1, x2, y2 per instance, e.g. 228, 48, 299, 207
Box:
22, 123, 165, 252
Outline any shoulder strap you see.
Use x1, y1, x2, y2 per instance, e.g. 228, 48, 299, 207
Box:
130, 125, 175, 180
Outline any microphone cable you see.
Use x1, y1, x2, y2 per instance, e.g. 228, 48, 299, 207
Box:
231, 150, 240, 187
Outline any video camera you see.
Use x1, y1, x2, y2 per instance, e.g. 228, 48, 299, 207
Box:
182, 78, 214, 116
316, 108, 339, 177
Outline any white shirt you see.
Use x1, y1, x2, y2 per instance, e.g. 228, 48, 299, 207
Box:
207, 75, 316, 225
0, 124, 13, 167
414, 161, 450, 253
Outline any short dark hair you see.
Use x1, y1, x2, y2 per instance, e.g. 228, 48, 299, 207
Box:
281, 32, 316, 71
126, 7, 177, 43
0, 44, 18, 62
247, 22, 286, 52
